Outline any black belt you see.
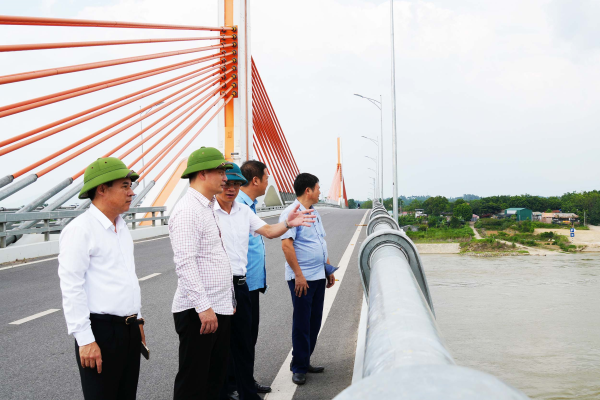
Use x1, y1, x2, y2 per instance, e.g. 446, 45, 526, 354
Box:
90, 313, 141, 325
233, 275, 247, 285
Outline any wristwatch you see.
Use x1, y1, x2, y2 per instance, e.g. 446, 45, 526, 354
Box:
138, 318, 145, 326
284, 218, 291, 229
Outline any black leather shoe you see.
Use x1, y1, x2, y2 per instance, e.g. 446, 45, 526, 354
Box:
226, 391, 240, 400
255, 381, 272, 393
292, 373, 306, 385
307, 365, 325, 373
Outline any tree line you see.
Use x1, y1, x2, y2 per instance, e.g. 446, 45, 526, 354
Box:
349, 191, 600, 225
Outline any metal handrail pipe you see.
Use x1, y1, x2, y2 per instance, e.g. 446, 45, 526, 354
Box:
5, 177, 73, 245
369, 209, 388, 219
367, 214, 399, 235
0, 175, 13, 190
344, 228, 530, 399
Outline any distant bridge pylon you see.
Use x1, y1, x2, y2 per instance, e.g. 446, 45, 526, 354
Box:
326, 138, 348, 208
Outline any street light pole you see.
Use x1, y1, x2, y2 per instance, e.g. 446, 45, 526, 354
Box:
139, 101, 164, 189
354, 94, 384, 203
363, 136, 380, 202
390, 0, 399, 221
365, 156, 378, 201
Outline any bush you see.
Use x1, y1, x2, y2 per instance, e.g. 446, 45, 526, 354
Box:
406, 226, 474, 242
539, 231, 554, 239
449, 216, 461, 229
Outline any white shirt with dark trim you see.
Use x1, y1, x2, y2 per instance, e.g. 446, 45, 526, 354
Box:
58, 204, 142, 346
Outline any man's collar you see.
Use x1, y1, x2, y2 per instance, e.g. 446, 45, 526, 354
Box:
214, 198, 240, 214
188, 187, 214, 207
237, 190, 256, 206
294, 198, 314, 211
89, 203, 122, 230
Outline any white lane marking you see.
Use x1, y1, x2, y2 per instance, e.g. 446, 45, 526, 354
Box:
9, 308, 60, 325
0, 257, 58, 272
352, 295, 368, 383
138, 272, 161, 281
265, 210, 369, 400
0, 236, 168, 272
135, 236, 169, 244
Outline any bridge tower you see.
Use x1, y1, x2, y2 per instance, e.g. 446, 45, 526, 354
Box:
327, 138, 348, 208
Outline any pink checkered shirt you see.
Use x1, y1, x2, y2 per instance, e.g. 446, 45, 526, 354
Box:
169, 187, 235, 315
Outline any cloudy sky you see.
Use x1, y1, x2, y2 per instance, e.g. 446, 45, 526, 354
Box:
1, 0, 599, 207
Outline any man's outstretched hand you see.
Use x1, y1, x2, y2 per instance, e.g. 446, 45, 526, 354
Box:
287, 204, 316, 228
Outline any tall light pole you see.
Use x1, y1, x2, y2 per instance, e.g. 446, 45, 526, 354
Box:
354, 94, 384, 202
389, 0, 399, 221
362, 135, 380, 203
139, 101, 164, 188
365, 156, 378, 201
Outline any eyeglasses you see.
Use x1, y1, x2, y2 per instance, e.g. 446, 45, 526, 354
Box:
224, 181, 243, 188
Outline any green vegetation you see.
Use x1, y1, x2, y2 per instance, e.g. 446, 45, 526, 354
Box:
460, 238, 525, 255
405, 226, 474, 243
453, 203, 473, 221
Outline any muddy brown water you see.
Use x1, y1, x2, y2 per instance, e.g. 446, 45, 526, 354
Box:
424, 253, 600, 400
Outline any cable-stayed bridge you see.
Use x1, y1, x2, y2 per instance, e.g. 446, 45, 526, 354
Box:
0, 3, 529, 400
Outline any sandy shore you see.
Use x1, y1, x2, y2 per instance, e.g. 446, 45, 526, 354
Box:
534, 225, 600, 252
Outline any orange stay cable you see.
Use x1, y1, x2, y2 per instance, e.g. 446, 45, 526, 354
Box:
150, 94, 234, 182
0, 35, 232, 52
252, 84, 295, 191
36, 75, 225, 179
254, 89, 295, 190
252, 59, 299, 175
120, 75, 230, 166
0, 42, 234, 85
0, 15, 233, 32
252, 99, 291, 193
137, 84, 233, 177
13, 73, 217, 179
0, 57, 228, 152
71, 79, 225, 180
0, 55, 223, 117
252, 58, 300, 175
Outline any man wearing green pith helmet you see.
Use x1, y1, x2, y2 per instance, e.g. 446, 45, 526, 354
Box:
168, 147, 236, 400
58, 157, 147, 400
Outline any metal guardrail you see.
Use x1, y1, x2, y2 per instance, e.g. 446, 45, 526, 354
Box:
334, 201, 530, 400
0, 206, 168, 248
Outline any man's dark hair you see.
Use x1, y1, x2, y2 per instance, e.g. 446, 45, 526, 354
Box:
294, 173, 319, 197
240, 160, 267, 185
88, 180, 114, 201
187, 171, 199, 182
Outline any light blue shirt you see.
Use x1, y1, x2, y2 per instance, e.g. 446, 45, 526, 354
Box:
236, 191, 266, 291
279, 200, 328, 281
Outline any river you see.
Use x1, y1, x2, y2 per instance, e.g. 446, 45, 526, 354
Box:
424, 253, 600, 400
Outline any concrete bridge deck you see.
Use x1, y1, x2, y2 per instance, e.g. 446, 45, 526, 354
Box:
0, 208, 368, 400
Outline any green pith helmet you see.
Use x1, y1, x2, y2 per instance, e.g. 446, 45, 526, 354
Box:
181, 147, 233, 179
79, 157, 139, 199
225, 163, 247, 184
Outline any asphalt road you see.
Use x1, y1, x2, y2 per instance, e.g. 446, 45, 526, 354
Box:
0, 208, 368, 400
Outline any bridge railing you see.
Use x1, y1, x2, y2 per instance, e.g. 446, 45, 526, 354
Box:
0, 206, 168, 248
335, 201, 530, 400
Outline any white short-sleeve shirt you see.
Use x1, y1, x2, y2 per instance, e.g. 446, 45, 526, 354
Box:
215, 200, 267, 276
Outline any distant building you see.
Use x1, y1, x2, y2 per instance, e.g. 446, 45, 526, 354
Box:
532, 212, 542, 222
541, 212, 579, 224
471, 214, 480, 222
415, 209, 427, 218
503, 208, 533, 221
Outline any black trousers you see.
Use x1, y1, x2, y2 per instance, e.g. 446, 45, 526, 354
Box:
249, 289, 260, 351
75, 315, 141, 400
287, 279, 326, 374
173, 309, 231, 400
220, 280, 259, 400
